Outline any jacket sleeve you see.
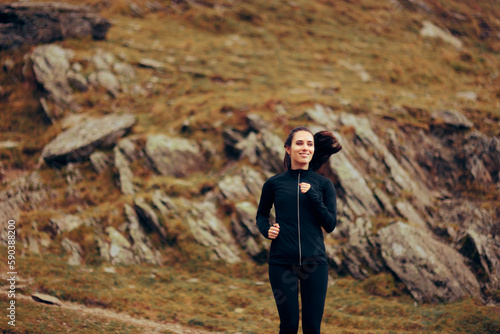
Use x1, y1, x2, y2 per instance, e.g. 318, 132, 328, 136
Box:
305, 179, 337, 233
256, 179, 274, 239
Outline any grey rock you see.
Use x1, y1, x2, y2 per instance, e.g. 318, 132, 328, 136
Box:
186, 200, 241, 264
378, 222, 482, 303
420, 20, 463, 49
61, 238, 83, 266
50, 214, 84, 234
341, 217, 384, 279
113, 62, 136, 80
134, 197, 168, 242
105, 226, 135, 265
144, 134, 207, 177
113, 146, 135, 195
462, 131, 499, 184
117, 138, 141, 161
0, 3, 111, 50
67, 71, 88, 92
394, 201, 429, 230
232, 201, 267, 263
129, 2, 145, 17
89, 151, 111, 174
124, 204, 159, 264
2, 58, 15, 72
456, 91, 478, 102
96, 71, 120, 97
151, 190, 176, 217
458, 229, 500, 291
138, 58, 167, 71
0, 172, 50, 243
92, 51, 116, 71
31, 293, 63, 306
237, 130, 283, 173
41, 113, 136, 165
31, 44, 79, 114
431, 109, 474, 130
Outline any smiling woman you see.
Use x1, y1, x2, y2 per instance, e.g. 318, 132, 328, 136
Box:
256, 126, 342, 334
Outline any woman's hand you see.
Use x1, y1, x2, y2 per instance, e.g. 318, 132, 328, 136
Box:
299, 182, 311, 193
268, 223, 280, 239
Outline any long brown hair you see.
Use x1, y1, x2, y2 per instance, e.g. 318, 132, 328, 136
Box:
283, 126, 342, 171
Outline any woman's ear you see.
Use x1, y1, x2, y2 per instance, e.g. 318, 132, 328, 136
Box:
285, 146, 291, 155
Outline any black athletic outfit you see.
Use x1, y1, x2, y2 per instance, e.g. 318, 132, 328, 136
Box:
256, 168, 337, 334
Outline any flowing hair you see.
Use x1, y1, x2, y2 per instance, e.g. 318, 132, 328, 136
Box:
283, 126, 342, 171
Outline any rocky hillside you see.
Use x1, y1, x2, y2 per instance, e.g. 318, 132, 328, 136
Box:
0, 0, 499, 306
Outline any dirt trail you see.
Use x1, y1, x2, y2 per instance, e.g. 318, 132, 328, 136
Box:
3, 291, 218, 334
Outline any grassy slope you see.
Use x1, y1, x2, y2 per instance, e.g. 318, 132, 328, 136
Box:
0, 0, 499, 333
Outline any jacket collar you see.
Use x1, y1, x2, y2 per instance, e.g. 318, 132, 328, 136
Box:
287, 168, 313, 177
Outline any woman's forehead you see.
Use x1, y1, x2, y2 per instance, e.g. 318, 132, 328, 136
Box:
293, 131, 314, 141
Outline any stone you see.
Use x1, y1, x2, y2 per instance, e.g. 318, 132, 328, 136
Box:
41, 113, 136, 165
394, 201, 429, 230
144, 134, 207, 177
31, 293, 63, 306
138, 58, 167, 71
31, 44, 79, 114
186, 200, 241, 264
105, 226, 135, 265
420, 20, 463, 49
0, 172, 50, 243
378, 222, 482, 303
124, 204, 159, 264
237, 130, 283, 173
113, 146, 135, 195
113, 62, 136, 80
67, 71, 88, 92
96, 71, 120, 97
338, 60, 371, 82
61, 238, 83, 266
0, 2, 111, 50
134, 197, 168, 242
117, 138, 141, 161
232, 201, 268, 263
341, 217, 385, 279
50, 214, 85, 234
431, 109, 474, 130
89, 151, 111, 174
456, 91, 478, 102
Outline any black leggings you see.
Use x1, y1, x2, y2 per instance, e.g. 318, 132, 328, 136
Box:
269, 263, 328, 334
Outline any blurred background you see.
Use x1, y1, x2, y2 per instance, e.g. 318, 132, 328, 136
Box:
0, 0, 499, 333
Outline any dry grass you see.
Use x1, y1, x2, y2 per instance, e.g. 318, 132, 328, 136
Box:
1, 0, 499, 332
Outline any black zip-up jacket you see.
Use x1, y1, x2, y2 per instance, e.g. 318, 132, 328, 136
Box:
256, 168, 337, 265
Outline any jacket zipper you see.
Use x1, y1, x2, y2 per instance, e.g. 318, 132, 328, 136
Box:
297, 173, 302, 266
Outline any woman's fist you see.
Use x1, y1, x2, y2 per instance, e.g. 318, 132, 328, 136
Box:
268, 223, 280, 239
299, 182, 311, 193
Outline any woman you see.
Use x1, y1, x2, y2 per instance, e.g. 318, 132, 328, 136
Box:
256, 126, 342, 334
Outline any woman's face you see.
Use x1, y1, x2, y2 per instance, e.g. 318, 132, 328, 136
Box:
286, 130, 315, 169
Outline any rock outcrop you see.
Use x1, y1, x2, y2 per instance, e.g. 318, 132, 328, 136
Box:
0, 2, 111, 50
41, 113, 136, 165
378, 222, 482, 303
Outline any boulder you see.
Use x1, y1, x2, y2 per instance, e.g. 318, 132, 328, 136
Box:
186, 200, 241, 264
431, 109, 474, 131
41, 113, 136, 165
67, 71, 88, 92
218, 165, 265, 203
341, 217, 384, 279
461, 131, 499, 184
0, 2, 111, 50
31, 44, 79, 115
144, 134, 207, 177
378, 222, 482, 303
237, 130, 283, 173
